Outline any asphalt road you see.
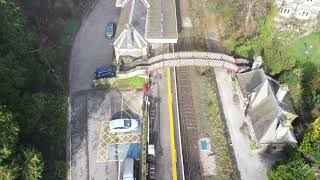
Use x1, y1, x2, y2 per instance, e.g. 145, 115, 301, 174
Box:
69, 0, 119, 93
70, 90, 121, 180
68, 0, 120, 179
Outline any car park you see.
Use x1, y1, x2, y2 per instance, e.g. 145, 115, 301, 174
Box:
108, 119, 139, 134
95, 66, 116, 79
105, 22, 116, 39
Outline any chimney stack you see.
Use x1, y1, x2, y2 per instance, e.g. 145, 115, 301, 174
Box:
252, 56, 263, 70
276, 84, 289, 102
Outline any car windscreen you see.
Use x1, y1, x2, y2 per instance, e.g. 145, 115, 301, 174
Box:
107, 25, 113, 31
124, 120, 131, 128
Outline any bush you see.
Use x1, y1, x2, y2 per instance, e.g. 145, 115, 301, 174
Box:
267, 157, 315, 180
299, 118, 320, 164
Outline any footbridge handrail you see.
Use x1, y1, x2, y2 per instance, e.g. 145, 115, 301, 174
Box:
148, 52, 250, 65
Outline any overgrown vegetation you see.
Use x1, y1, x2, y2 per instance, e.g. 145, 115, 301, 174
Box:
200, 69, 238, 179
0, 0, 87, 179
203, 0, 320, 176
212, 4, 320, 180
224, 5, 320, 122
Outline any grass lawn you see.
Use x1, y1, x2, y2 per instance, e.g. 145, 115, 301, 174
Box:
93, 76, 145, 90
286, 32, 320, 66
115, 76, 145, 90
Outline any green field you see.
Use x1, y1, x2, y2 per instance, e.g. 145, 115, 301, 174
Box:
287, 32, 320, 66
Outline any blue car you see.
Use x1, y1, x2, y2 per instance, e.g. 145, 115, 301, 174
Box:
105, 22, 116, 39
95, 66, 116, 79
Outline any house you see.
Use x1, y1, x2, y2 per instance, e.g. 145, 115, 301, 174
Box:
236, 62, 298, 151
114, 0, 178, 63
274, 0, 320, 31
275, 0, 320, 20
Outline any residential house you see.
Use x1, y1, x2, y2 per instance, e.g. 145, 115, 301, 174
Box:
274, 0, 320, 31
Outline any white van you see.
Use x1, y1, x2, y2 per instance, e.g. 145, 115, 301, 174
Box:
123, 158, 137, 180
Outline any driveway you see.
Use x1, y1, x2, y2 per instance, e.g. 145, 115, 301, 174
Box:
68, 0, 120, 179
69, 0, 119, 93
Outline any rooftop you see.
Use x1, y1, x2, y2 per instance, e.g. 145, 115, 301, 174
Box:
145, 0, 178, 43
237, 69, 297, 144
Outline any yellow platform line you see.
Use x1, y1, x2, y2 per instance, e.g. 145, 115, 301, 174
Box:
167, 68, 177, 180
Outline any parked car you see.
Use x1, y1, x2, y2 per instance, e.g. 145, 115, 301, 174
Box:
105, 22, 116, 39
108, 119, 139, 134
95, 66, 116, 79
122, 158, 139, 180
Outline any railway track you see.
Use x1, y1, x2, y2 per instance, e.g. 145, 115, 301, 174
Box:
174, 27, 203, 179
175, 66, 202, 180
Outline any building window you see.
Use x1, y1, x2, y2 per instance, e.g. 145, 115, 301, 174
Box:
301, 11, 310, 17
280, 8, 291, 14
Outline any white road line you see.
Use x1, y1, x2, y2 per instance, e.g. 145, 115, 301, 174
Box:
172, 44, 185, 180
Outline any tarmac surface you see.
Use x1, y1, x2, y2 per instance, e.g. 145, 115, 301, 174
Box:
68, 0, 121, 179
69, 0, 119, 93
70, 90, 121, 180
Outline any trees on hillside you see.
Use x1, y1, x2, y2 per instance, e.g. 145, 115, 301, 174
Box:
0, 1, 67, 179
0, 106, 19, 161
22, 148, 44, 180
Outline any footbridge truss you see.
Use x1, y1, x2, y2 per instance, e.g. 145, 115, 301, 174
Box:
145, 52, 251, 73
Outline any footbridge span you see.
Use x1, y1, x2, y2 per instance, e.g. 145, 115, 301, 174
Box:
118, 52, 251, 78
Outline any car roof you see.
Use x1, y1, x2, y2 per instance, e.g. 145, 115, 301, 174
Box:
96, 66, 115, 73
123, 158, 134, 178
109, 119, 125, 128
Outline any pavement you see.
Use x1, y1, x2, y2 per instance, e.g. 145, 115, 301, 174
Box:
149, 70, 173, 180
213, 68, 282, 180
68, 0, 121, 179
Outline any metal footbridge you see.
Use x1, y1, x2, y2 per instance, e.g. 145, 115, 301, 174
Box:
118, 52, 251, 78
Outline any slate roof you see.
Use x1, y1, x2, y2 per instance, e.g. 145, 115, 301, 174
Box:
145, 0, 178, 41
113, 25, 148, 49
115, 0, 148, 39
114, 0, 149, 49
237, 69, 297, 144
115, 0, 178, 44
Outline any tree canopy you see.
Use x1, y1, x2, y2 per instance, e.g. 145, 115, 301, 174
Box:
0, 1, 68, 179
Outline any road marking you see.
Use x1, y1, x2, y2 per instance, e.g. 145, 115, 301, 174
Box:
167, 68, 178, 180
96, 121, 141, 162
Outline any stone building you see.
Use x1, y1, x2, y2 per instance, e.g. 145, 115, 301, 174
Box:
236, 60, 298, 151
114, 0, 178, 64
274, 0, 320, 31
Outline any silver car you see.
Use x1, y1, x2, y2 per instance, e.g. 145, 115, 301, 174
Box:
108, 119, 139, 134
